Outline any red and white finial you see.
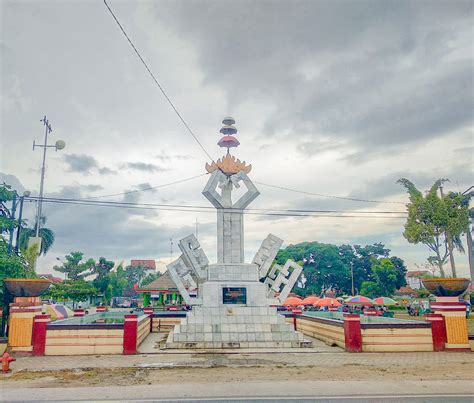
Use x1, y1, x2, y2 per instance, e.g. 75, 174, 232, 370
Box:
218, 117, 240, 153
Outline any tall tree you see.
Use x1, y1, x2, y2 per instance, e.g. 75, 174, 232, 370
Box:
53, 252, 95, 281
91, 257, 115, 301
109, 265, 128, 297
278, 241, 406, 297
125, 264, 148, 287
360, 259, 398, 298
18, 216, 55, 255
398, 178, 469, 277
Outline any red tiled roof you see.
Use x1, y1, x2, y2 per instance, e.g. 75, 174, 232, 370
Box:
38, 274, 63, 283
131, 259, 156, 269
406, 271, 429, 278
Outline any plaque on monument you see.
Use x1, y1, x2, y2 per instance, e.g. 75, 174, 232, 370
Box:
222, 287, 247, 304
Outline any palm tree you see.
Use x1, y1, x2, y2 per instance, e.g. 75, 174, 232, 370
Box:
18, 217, 55, 255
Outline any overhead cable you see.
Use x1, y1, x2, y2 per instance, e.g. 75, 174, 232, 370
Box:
25, 197, 407, 219
84, 173, 209, 200
103, 0, 214, 162
252, 180, 406, 205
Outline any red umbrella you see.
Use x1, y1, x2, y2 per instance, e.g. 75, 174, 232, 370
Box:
302, 296, 320, 306
315, 297, 342, 307
283, 296, 303, 306
345, 295, 374, 306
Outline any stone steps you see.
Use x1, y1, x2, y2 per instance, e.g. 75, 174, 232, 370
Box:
166, 305, 311, 349
165, 340, 310, 349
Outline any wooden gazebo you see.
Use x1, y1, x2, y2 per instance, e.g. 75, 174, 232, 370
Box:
136, 271, 184, 307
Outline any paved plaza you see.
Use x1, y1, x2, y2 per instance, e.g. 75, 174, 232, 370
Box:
6, 349, 474, 373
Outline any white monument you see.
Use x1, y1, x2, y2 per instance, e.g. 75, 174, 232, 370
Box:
166, 117, 310, 348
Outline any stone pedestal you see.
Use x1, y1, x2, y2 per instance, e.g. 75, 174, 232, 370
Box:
8, 297, 43, 353
166, 259, 310, 349
166, 305, 307, 349
430, 297, 469, 351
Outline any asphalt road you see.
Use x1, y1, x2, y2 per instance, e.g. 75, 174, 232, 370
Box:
2, 380, 474, 402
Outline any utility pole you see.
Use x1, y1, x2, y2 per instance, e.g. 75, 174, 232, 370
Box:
32, 116, 65, 254
350, 261, 355, 296
7, 192, 17, 254
14, 191, 31, 254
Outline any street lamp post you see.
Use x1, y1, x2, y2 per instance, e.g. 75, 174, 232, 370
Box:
32, 116, 65, 244
14, 190, 31, 254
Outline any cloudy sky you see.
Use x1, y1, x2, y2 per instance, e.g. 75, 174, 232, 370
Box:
1, 0, 472, 276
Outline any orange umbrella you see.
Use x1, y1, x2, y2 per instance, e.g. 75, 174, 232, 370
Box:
302, 296, 320, 306
315, 297, 342, 307
283, 296, 303, 306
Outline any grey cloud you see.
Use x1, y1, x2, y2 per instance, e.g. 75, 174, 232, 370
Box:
82, 184, 104, 192
154, 0, 473, 160
64, 154, 116, 175
0, 172, 26, 194
350, 161, 474, 202
136, 182, 157, 193
155, 153, 194, 162
30, 183, 214, 261
63, 154, 98, 173
98, 167, 117, 175
123, 162, 167, 173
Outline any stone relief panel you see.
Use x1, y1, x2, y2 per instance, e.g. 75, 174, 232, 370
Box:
252, 233, 283, 279
264, 260, 303, 304
178, 234, 209, 281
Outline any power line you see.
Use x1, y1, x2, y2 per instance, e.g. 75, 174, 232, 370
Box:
103, 0, 214, 162
84, 173, 209, 200
251, 180, 407, 205
26, 195, 407, 214
25, 197, 407, 219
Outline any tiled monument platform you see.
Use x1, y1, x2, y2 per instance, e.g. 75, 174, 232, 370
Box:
165, 117, 310, 349
166, 306, 307, 349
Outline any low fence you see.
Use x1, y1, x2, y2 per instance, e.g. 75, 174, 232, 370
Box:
286, 312, 442, 353
32, 313, 153, 356
360, 321, 432, 352
151, 312, 186, 333
136, 315, 151, 348
285, 315, 345, 348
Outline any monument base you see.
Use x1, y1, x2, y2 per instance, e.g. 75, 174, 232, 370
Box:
166, 305, 311, 349
430, 297, 470, 351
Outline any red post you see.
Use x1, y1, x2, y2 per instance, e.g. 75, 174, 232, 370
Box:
123, 314, 138, 355
74, 309, 85, 317
425, 313, 446, 351
32, 314, 50, 356
96, 306, 107, 312
292, 308, 301, 331
343, 314, 362, 352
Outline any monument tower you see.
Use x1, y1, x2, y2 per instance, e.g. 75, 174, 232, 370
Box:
166, 118, 310, 348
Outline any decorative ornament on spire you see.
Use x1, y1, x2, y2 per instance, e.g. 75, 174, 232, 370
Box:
217, 116, 240, 152
206, 117, 252, 174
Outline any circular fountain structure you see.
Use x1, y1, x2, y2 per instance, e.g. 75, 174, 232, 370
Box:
421, 278, 470, 297
3, 278, 51, 297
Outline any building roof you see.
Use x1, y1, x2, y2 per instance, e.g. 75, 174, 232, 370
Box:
131, 259, 156, 270
38, 273, 63, 283
406, 270, 429, 278
137, 271, 178, 292
394, 285, 416, 296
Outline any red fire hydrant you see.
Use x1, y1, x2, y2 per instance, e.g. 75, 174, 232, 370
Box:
2, 352, 16, 373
